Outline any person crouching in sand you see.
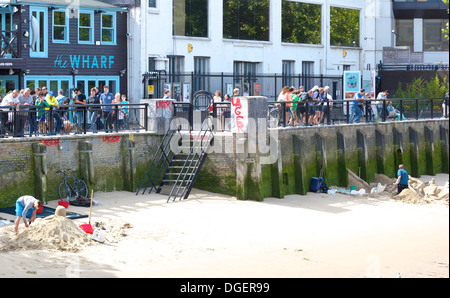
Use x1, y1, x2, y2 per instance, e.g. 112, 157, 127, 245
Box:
14, 196, 43, 235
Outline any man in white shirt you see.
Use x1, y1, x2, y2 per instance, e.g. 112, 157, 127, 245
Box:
374, 90, 389, 121
0, 90, 20, 136
14, 195, 43, 234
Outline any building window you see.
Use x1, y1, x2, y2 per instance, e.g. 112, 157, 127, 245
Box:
24, 76, 71, 97
78, 11, 94, 44
395, 19, 414, 50
193, 57, 210, 92
302, 61, 314, 91
30, 6, 48, 58
233, 61, 259, 95
223, 0, 270, 41
423, 19, 449, 51
330, 7, 360, 47
282, 1, 321, 45
173, 0, 208, 37
168, 55, 185, 83
282, 60, 295, 87
101, 13, 116, 44
53, 9, 69, 43
149, 0, 157, 8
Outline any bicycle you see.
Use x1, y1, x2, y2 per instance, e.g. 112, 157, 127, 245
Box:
57, 169, 88, 200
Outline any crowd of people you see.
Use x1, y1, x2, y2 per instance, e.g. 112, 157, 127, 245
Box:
0, 85, 129, 137
277, 85, 334, 126
275, 85, 410, 126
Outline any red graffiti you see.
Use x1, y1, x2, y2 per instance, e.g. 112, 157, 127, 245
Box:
231, 97, 245, 133
41, 139, 60, 147
102, 136, 120, 143
156, 101, 172, 110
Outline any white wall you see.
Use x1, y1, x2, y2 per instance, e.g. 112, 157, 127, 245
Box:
128, 0, 448, 100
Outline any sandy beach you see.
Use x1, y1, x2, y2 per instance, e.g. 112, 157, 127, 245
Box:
0, 174, 448, 278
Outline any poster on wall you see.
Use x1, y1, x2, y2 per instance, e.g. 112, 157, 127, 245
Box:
362, 71, 376, 98
173, 83, 181, 101
343, 71, 361, 114
226, 83, 233, 97
254, 83, 261, 96
182, 83, 190, 103
243, 83, 250, 96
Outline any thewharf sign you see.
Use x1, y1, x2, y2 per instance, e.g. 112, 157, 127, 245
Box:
54, 55, 115, 69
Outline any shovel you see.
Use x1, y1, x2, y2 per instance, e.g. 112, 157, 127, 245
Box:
79, 190, 94, 234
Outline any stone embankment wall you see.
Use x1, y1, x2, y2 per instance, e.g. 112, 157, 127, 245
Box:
0, 99, 448, 206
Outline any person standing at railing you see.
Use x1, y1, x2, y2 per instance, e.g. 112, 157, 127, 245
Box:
374, 90, 389, 121
87, 87, 100, 132
443, 92, 449, 118
0, 90, 20, 137
349, 89, 365, 124
46, 91, 63, 134
35, 91, 49, 135
120, 94, 129, 130
73, 88, 87, 133
100, 85, 115, 133
365, 93, 374, 123
17, 88, 34, 137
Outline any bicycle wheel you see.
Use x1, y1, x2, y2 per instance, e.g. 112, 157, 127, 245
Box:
74, 179, 88, 198
58, 182, 72, 200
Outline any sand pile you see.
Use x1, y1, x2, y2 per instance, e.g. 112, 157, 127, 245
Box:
0, 208, 134, 253
344, 170, 448, 205
0, 215, 93, 253
347, 169, 371, 192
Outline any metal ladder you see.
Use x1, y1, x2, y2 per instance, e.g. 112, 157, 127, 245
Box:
136, 119, 214, 203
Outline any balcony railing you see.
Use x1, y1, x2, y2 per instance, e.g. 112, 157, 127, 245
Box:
0, 30, 19, 59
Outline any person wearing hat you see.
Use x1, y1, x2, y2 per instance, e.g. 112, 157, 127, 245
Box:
46, 91, 63, 134
14, 196, 43, 235
349, 89, 365, 124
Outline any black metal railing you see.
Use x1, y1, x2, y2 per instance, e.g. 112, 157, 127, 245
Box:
172, 97, 448, 132
0, 103, 148, 138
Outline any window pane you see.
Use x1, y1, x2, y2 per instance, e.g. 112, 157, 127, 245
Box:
223, 0, 270, 41
54, 27, 65, 40
61, 81, 69, 97
102, 29, 113, 42
173, 0, 208, 37
26, 80, 35, 91
79, 28, 90, 41
54, 11, 65, 25
102, 14, 113, 28
330, 7, 360, 47
50, 81, 58, 93
282, 1, 321, 45
423, 19, 449, 51
79, 13, 91, 27
149, 0, 156, 8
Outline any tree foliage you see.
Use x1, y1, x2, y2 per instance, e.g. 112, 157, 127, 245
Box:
281, 1, 321, 45
173, 0, 208, 37
330, 7, 360, 47
223, 0, 270, 41
443, 0, 449, 40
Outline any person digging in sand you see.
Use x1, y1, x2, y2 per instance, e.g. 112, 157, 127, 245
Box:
14, 196, 43, 235
394, 164, 409, 195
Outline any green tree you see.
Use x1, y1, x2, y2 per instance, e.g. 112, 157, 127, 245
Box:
282, 1, 321, 45
173, 0, 208, 37
223, 0, 270, 41
443, 0, 449, 40
330, 7, 360, 47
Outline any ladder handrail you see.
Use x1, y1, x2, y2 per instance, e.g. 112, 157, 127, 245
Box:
136, 125, 180, 195
167, 119, 213, 202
